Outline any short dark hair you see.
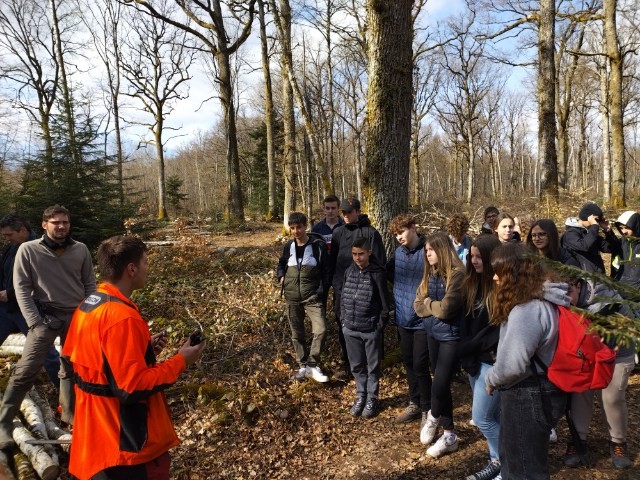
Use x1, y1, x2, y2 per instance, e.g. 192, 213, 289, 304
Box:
0, 214, 31, 232
42, 205, 70, 222
97, 236, 147, 282
288, 212, 307, 226
352, 237, 371, 250
323, 195, 340, 205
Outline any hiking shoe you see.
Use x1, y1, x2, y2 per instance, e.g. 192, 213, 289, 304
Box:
563, 442, 581, 467
420, 410, 440, 445
396, 402, 421, 423
610, 441, 632, 469
465, 460, 501, 480
427, 433, 458, 458
0, 427, 14, 450
350, 397, 366, 417
549, 428, 557, 443
362, 398, 379, 419
292, 367, 307, 381
305, 366, 329, 383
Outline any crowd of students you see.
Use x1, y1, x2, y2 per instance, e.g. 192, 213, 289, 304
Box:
277, 197, 639, 480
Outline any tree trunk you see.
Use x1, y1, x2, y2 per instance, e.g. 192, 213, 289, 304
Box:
604, 0, 625, 207
537, 0, 558, 202
599, 60, 611, 201
282, 60, 296, 233
154, 119, 168, 219
364, 0, 413, 252
257, 0, 276, 220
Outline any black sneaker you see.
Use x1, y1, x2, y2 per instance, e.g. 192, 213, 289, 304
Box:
361, 398, 379, 419
563, 442, 581, 468
610, 441, 632, 469
465, 460, 501, 480
350, 397, 366, 416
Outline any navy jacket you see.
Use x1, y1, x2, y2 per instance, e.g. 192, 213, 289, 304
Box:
561, 218, 619, 273
387, 234, 426, 329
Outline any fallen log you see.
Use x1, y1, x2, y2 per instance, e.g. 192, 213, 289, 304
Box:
11, 452, 36, 480
12, 421, 59, 480
27, 389, 70, 442
20, 393, 58, 461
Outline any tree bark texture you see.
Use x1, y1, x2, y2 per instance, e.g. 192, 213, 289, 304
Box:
604, 0, 625, 207
537, 0, 558, 202
364, 0, 413, 253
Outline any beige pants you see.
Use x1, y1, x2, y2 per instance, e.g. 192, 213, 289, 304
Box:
570, 353, 634, 443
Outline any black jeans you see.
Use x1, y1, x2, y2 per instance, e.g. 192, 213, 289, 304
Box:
499, 376, 566, 479
333, 290, 350, 368
427, 336, 458, 430
398, 326, 431, 411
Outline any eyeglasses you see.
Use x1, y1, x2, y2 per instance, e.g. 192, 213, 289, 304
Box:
531, 232, 548, 239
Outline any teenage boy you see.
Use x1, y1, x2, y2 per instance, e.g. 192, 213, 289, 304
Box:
612, 211, 640, 289
342, 237, 389, 419
561, 202, 619, 273
312, 195, 344, 252
386, 214, 431, 423
330, 197, 386, 378
277, 212, 331, 382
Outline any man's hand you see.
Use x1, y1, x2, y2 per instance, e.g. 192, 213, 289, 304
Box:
486, 384, 495, 396
599, 218, 611, 232
151, 331, 168, 354
178, 338, 206, 366
0, 291, 7, 303
587, 214, 600, 226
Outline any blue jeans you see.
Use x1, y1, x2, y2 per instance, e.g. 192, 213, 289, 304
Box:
0, 303, 60, 389
499, 376, 566, 480
468, 362, 501, 461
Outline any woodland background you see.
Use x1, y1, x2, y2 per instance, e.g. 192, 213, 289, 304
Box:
0, 0, 639, 250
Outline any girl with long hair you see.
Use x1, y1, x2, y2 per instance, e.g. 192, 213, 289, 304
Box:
459, 234, 502, 480
414, 232, 465, 459
526, 219, 578, 266
484, 243, 569, 479
493, 213, 521, 244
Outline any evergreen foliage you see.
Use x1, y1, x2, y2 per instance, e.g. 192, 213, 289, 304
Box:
16, 105, 134, 248
166, 175, 188, 214
246, 120, 283, 215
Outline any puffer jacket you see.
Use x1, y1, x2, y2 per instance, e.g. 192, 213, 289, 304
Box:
414, 269, 464, 342
277, 233, 330, 302
386, 234, 426, 329
330, 215, 387, 293
340, 263, 389, 332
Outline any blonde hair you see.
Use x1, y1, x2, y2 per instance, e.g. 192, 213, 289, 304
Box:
418, 231, 464, 295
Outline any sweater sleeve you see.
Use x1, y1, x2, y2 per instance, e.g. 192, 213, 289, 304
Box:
81, 245, 97, 296
13, 244, 42, 328
276, 242, 291, 280
413, 269, 464, 320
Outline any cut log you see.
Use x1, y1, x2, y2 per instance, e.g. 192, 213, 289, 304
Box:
12, 421, 59, 480
20, 393, 58, 461
0, 336, 61, 356
28, 389, 69, 440
0, 451, 16, 480
11, 451, 36, 480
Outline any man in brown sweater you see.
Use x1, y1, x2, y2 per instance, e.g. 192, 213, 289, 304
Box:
0, 205, 96, 449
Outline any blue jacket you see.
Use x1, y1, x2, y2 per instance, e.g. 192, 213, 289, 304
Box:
387, 235, 426, 329
414, 269, 464, 342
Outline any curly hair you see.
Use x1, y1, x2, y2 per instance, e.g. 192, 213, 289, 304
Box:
463, 234, 502, 315
446, 214, 470, 243
418, 231, 464, 295
489, 243, 545, 325
388, 214, 417, 235
525, 219, 560, 260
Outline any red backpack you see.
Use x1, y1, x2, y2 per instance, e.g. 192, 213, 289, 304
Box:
534, 305, 616, 392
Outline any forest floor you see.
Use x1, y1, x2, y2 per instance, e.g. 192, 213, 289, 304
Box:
5, 197, 640, 479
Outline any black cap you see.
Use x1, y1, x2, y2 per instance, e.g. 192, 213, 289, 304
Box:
578, 203, 603, 221
340, 197, 361, 212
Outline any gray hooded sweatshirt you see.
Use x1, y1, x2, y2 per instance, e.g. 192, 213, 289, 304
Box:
485, 282, 570, 390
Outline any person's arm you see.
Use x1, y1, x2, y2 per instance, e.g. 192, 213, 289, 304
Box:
371, 230, 387, 266
276, 242, 291, 281
601, 228, 622, 256
319, 242, 331, 298
13, 245, 42, 327
101, 317, 190, 403
458, 324, 499, 358
374, 270, 390, 326
81, 246, 97, 296
386, 254, 396, 284
563, 223, 601, 253
329, 227, 341, 279
414, 269, 464, 320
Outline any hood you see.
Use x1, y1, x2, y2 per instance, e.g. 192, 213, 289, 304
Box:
542, 281, 571, 307
307, 231, 325, 244
579, 280, 630, 316
345, 214, 372, 230
360, 262, 385, 274
615, 211, 640, 237
564, 217, 584, 229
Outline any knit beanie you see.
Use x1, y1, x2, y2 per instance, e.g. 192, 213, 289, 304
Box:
578, 203, 603, 221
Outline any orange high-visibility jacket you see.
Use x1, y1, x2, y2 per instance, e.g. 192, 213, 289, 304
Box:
62, 283, 186, 480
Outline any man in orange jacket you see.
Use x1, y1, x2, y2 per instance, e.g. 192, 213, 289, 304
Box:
62, 236, 205, 480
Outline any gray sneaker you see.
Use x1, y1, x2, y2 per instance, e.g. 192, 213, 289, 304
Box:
395, 402, 421, 423
420, 410, 440, 445
610, 441, 632, 469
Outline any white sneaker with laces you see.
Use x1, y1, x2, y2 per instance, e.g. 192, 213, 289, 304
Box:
306, 366, 329, 383
427, 433, 458, 458
420, 410, 440, 445
293, 367, 307, 380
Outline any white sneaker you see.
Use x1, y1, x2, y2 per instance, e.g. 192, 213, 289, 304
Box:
293, 367, 307, 381
427, 433, 459, 458
468, 418, 476, 427
306, 366, 329, 383
420, 410, 440, 445
549, 428, 558, 443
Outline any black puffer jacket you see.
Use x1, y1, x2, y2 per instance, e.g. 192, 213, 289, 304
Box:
330, 215, 386, 293
340, 263, 390, 332
277, 233, 330, 302
561, 218, 619, 273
